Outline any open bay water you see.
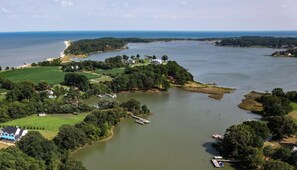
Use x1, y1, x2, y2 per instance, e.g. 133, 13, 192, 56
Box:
0, 31, 297, 67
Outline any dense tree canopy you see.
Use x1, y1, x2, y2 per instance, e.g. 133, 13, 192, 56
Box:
267, 116, 297, 140
216, 36, 297, 48
0, 147, 45, 170
17, 131, 61, 168
63, 73, 89, 91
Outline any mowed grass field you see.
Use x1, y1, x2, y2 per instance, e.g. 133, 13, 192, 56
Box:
0, 66, 99, 84
0, 113, 89, 139
95, 68, 125, 76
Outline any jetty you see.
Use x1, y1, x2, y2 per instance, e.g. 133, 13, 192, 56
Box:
211, 159, 223, 168
130, 113, 150, 124
135, 119, 145, 125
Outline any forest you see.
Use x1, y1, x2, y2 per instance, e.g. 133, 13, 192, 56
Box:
216, 36, 297, 48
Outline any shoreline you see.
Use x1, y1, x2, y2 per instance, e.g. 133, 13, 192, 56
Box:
71, 126, 115, 154
17, 40, 71, 69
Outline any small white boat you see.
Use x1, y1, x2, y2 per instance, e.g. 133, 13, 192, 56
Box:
212, 134, 223, 140
135, 119, 145, 125
97, 94, 103, 98
214, 156, 223, 159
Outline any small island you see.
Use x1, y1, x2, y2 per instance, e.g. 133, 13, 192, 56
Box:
271, 48, 297, 57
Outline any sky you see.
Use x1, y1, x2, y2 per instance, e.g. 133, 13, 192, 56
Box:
0, 0, 296, 32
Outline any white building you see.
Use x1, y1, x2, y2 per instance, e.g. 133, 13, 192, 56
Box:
151, 59, 163, 65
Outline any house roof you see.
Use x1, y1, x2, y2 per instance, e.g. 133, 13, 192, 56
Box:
2, 126, 18, 134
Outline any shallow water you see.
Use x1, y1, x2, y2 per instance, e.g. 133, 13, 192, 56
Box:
72, 41, 297, 170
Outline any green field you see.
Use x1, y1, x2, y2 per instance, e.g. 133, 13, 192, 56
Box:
0, 66, 99, 84
0, 113, 89, 139
95, 68, 125, 76
290, 102, 297, 111
289, 102, 297, 123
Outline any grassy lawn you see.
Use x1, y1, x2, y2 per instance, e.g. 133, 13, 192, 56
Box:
0, 113, 89, 139
0, 66, 99, 84
288, 102, 297, 123
95, 68, 125, 76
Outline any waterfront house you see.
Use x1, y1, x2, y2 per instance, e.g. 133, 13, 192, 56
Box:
151, 59, 163, 65
0, 126, 28, 142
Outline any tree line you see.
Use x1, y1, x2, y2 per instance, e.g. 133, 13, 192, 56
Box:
216, 36, 297, 48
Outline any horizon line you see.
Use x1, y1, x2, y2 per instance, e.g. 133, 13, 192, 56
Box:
0, 30, 297, 33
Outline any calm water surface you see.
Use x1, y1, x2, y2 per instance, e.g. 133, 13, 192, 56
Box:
72, 41, 297, 170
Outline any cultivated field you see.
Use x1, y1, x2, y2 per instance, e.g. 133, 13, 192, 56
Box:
0, 66, 99, 84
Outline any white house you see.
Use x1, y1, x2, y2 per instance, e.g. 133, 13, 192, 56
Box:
0, 126, 28, 142
151, 59, 163, 65
38, 113, 46, 117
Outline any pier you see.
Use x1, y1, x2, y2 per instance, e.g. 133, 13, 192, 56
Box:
130, 113, 150, 124
211, 158, 240, 168
211, 159, 222, 168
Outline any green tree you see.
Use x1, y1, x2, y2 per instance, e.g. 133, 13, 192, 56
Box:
221, 124, 261, 157
263, 160, 294, 170
54, 125, 87, 151
122, 55, 129, 61
263, 145, 274, 158
0, 147, 46, 170
162, 55, 168, 61
16, 131, 61, 168
267, 116, 297, 140
272, 147, 292, 162
60, 158, 87, 170
36, 81, 50, 91
243, 120, 270, 140
63, 73, 89, 91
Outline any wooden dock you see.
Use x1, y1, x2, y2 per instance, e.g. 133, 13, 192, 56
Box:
211, 159, 221, 168
130, 113, 150, 124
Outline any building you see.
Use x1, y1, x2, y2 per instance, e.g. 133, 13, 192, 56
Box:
0, 126, 28, 142
292, 146, 297, 152
151, 59, 163, 65
38, 113, 46, 117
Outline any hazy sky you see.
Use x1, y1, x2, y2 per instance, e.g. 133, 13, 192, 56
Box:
0, 0, 296, 32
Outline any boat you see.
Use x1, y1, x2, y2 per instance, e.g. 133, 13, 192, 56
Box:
135, 119, 145, 125
97, 94, 103, 98
213, 156, 223, 159
212, 134, 224, 140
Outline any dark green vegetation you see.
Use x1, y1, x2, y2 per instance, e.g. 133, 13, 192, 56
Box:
272, 48, 297, 57
216, 36, 297, 48
0, 66, 98, 84
64, 37, 203, 56
64, 38, 127, 55
0, 99, 150, 170
217, 88, 297, 170
110, 61, 193, 92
